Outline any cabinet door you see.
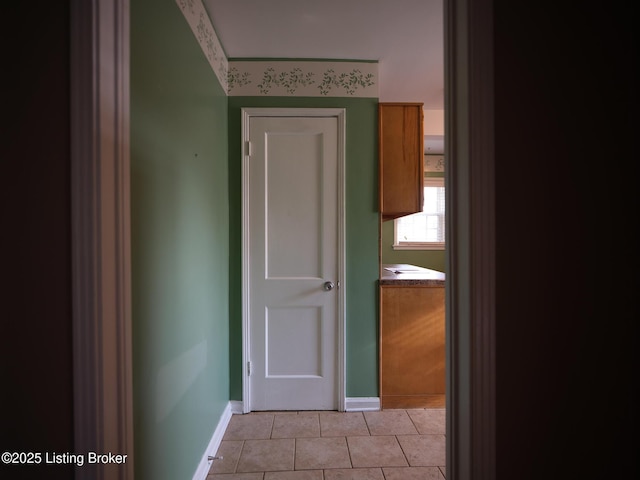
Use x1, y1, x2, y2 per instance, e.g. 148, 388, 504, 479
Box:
380, 285, 445, 409
379, 103, 424, 220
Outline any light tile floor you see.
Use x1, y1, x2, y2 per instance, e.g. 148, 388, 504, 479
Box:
207, 409, 446, 479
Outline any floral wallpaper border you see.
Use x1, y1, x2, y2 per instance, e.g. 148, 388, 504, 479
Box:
176, 0, 229, 93
176, 2, 379, 98
228, 61, 378, 98
424, 154, 445, 173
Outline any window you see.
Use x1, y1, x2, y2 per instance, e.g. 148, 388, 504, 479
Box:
393, 177, 445, 250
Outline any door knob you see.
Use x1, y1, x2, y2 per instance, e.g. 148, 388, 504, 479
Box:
323, 281, 335, 291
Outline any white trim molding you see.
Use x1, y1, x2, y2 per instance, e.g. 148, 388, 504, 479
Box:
191, 402, 234, 480
445, 0, 497, 478
241, 108, 347, 413
344, 397, 381, 412
71, 0, 134, 478
229, 401, 245, 415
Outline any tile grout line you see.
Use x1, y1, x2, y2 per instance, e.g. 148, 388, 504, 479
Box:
234, 439, 246, 474
395, 433, 412, 468
293, 437, 297, 471
211, 409, 446, 478
268, 413, 275, 439
362, 410, 373, 436
344, 434, 354, 470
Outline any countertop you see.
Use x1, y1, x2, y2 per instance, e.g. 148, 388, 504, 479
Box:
379, 264, 446, 286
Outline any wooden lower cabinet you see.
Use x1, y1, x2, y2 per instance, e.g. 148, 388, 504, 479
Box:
380, 285, 445, 409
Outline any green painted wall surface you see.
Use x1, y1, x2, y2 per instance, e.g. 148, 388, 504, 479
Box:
228, 97, 380, 398
380, 171, 446, 272
380, 221, 446, 272
131, 1, 229, 478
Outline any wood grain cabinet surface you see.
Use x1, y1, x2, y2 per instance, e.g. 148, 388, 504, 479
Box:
380, 284, 445, 409
378, 102, 424, 221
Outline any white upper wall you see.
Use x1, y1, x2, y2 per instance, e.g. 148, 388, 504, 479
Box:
424, 109, 444, 136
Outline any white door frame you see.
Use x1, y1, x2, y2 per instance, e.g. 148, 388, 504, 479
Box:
240, 107, 347, 413
445, 0, 496, 477
70, 0, 134, 478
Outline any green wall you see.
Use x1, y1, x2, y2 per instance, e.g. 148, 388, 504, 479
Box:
130, 3, 381, 472
380, 221, 446, 272
380, 171, 446, 272
228, 97, 380, 398
131, 0, 229, 478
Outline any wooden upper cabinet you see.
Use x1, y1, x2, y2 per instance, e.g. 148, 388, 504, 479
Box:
378, 103, 424, 221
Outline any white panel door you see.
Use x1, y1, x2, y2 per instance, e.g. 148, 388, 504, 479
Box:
248, 114, 339, 411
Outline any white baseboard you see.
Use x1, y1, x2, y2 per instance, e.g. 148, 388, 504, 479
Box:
224, 398, 379, 415
230, 400, 244, 414
191, 401, 233, 480
344, 397, 380, 412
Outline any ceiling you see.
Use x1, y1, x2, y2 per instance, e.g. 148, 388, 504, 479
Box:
202, 0, 444, 110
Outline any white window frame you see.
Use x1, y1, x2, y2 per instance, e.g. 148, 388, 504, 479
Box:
393, 176, 445, 250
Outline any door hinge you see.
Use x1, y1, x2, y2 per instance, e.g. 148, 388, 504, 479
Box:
244, 141, 252, 156
247, 361, 252, 376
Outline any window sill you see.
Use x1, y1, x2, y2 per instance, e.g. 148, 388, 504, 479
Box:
393, 243, 445, 251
